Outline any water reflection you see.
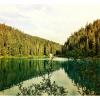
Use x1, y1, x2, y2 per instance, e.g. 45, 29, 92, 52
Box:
0, 58, 61, 91
17, 63, 67, 96
0, 58, 100, 95
62, 59, 100, 95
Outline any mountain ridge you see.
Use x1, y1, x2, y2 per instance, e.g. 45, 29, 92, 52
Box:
0, 23, 61, 56
62, 19, 100, 57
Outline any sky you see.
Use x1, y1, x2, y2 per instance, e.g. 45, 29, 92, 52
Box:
0, 1, 100, 44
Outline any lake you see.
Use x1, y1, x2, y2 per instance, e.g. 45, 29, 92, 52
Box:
0, 57, 100, 95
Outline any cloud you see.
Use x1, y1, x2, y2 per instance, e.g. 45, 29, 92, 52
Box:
0, 4, 100, 44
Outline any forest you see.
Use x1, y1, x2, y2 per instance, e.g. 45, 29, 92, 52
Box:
1, 20, 100, 58
0, 24, 61, 57
62, 19, 100, 58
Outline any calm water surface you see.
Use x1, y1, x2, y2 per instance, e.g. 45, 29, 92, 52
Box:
0, 57, 100, 95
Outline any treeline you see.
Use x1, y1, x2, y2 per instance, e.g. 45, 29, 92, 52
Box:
0, 24, 61, 56
62, 19, 100, 58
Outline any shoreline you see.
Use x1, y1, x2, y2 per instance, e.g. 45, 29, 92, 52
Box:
0, 55, 100, 60
0, 55, 48, 59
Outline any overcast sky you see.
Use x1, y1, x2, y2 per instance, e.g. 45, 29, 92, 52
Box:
0, 3, 100, 44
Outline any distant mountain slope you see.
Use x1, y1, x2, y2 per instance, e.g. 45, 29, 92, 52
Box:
62, 19, 100, 57
0, 24, 61, 56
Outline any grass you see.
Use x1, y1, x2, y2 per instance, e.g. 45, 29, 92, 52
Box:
0, 55, 48, 59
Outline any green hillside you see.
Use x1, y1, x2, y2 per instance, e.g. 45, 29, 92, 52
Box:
0, 24, 61, 57
62, 19, 100, 58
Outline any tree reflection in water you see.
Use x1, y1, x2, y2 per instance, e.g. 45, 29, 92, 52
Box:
62, 59, 100, 95
17, 61, 68, 96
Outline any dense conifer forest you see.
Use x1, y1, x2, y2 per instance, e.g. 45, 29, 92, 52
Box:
1, 20, 100, 58
62, 19, 100, 58
0, 24, 61, 57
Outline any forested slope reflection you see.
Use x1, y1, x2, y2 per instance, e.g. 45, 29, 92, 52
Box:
0, 58, 61, 91
62, 59, 100, 95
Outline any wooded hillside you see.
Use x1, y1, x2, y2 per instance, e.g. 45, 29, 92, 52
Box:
62, 20, 100, 57
0, 24, 61, 56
